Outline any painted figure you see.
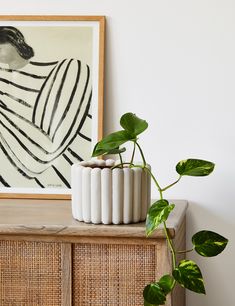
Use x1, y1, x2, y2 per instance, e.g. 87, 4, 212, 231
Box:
0, 26, 92, 189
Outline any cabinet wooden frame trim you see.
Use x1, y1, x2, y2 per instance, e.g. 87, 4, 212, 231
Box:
61, 243, 72, 306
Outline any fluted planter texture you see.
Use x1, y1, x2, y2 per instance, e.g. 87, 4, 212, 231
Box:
71, 159, 151, 224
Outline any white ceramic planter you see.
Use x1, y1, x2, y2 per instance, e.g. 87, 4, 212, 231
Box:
71, 160, 151, 224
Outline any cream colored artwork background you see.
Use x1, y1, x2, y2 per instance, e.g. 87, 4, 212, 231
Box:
19, 26, 93, 67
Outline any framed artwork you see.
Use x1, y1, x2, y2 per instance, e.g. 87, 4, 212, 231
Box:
0, 16, 105, 199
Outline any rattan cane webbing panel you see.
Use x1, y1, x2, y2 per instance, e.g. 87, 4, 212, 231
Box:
0, 240, 62, 306
73, 243, 156, 306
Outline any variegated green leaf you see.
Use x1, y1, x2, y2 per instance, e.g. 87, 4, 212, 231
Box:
176, 159, 215, 176
146, 200, 175, 237
158, 274, 175, 295
192, 230, 228, 257
143, 282, 166, 305
173, 260, 205, 294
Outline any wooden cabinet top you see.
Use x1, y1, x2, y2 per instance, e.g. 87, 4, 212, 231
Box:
0, 199, 187, 239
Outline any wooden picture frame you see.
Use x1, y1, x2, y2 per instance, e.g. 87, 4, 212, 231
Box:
0, 15, 105, 199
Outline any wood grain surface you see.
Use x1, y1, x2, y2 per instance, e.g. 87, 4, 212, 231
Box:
0, 199, 187, 238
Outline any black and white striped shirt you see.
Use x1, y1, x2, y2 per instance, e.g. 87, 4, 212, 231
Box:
0, 59, 92, 189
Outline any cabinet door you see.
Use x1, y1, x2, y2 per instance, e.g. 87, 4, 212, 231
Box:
72, 242, 157, 306
0, 240, 63, 306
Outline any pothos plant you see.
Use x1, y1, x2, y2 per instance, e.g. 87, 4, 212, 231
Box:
92, 112, 228, 306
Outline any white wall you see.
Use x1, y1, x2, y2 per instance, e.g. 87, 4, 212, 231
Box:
3, 1, 235, 305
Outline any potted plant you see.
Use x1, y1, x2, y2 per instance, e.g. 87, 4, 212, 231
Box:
71, 113, 151, 224
89, 112, 228, 305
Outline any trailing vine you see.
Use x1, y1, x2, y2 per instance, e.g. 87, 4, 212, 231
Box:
92, 112, 228, 305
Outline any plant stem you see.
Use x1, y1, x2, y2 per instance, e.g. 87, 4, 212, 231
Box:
116, 143, 177, 275
161, 176, 182, 192
111, 162, 134, 170
134, 140, 183, 296
118, 153, 124, 168
163, 221, 176, 270
133, 144, 178, 292
136, 142, 147, 167
130, 141, 136, 165
143, 166, 163, 199
176, 248, 194, 254
131, 142, 163, 199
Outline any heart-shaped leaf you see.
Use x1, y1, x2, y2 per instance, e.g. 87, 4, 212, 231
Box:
176, 159, 215, 176
143, 282, 166, 305
192, 230, 228, 257
92, 130, 134, 157
146, 200, 175, 237
120, 112, 148, 137
173, 260, 205, 294
158, 274, 175, 295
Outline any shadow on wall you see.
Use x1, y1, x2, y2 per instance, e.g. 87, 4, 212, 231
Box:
186, 201, 234, 306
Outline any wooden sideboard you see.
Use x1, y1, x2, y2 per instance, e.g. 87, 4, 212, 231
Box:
0, 199, 187, 306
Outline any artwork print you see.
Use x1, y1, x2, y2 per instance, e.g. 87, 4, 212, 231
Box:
0, 17, 104, 198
